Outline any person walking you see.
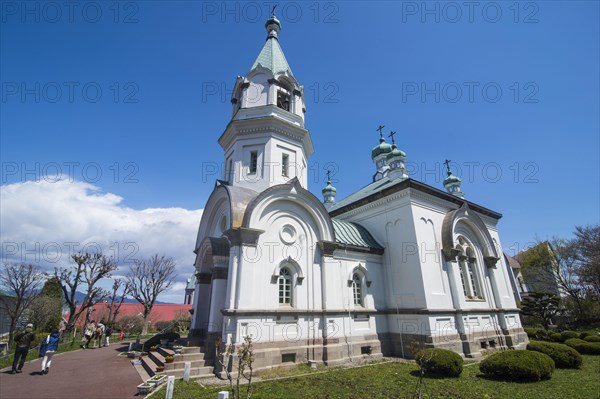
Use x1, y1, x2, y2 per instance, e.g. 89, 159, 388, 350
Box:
95, 320, 105, 348
83, 320, 95, 349
104, 324, 112, 347
11, 323, 35, 374
39, 329, 60, 375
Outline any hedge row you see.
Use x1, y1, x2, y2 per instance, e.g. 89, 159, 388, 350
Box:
564, 338, 600, 355
524, 328, 600, 343
526, 341, 582, 368
479, 350, 554, 381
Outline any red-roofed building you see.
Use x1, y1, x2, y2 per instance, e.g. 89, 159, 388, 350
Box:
68, 303, 192, 328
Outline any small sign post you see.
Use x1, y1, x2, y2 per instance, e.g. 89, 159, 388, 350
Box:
165, 375, 175, 399
183, 361, 191, 382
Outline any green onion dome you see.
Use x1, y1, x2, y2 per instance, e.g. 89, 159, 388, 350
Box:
371, 138, 392, 159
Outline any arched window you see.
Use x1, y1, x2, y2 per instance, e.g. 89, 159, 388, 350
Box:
456, 237, 484, 300
352, 273, 363, 306
278, 267, 292, 305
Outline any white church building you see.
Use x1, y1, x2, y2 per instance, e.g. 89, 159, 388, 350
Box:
190, 14, 527, 370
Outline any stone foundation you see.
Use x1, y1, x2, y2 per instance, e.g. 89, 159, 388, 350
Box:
382, 326, 528, 359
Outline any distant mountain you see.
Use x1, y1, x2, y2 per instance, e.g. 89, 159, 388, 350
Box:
73, 291, 172, 305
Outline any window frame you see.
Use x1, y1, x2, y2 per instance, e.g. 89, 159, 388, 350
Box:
352, 273, 363, 307
249, 151, 258, 175
282, 153, 289, 177
278, 267, 293, 306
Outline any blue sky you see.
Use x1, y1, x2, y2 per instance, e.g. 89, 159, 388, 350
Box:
1, 1, 599, 300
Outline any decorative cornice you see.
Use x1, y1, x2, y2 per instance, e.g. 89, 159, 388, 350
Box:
220, 307, 521, 317
317, 240, 339, 257
223, 227, 264, 246
330, 179, 502, 220
212, 267, 229, 280
441, 203, 500, 263
195, 272, 212, 284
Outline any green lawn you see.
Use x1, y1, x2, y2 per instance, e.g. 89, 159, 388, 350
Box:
156, 355, 600, 399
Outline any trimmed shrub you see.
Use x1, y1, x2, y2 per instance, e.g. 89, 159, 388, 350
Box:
415, 348, 463, 377
479, 350, 554, 381
550, 332, 564, 342
579, 331, 599, 339
527, 341, 582, 369
524, 327, 537, 339
561, 331, 580, 341
564, 338, 600, 355
584, 335, 600, 343
142, 332, 180, 350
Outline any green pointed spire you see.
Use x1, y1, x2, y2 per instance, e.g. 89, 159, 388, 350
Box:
249, 12, 293, 77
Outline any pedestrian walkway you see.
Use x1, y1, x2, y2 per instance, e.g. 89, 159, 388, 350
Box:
0, 343, 142, 399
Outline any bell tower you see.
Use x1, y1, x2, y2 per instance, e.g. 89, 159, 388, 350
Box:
218, 12, 313, 193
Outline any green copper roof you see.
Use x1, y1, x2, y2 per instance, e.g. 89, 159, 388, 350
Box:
329, 177, 398, 212
250, 36, 293, 77
386, 145, 406, 159
186, 274, 196, 290
371, 139, 392, 159
443, 173, 461, 185
322, 181, 337, 195
332, 218, 383, 250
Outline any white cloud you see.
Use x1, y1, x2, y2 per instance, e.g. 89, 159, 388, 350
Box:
0, 179, 203, 303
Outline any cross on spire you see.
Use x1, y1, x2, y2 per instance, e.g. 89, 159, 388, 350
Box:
271, 4, 277, 16
444, 159, 452, 175
326, 169, 332, 182
388, 131, 397, 145
376, 125, 385, 139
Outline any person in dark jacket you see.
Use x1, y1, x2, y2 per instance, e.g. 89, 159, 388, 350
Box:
11, 323, 35, 374
39, 329, 60, 374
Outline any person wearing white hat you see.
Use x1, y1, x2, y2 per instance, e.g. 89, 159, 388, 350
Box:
11, 323, 35, 374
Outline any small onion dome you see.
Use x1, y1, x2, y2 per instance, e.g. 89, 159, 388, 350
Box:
386, 144, 406, 160
443, 172, 461, 186
265, 14, 281, 37
322, 180, 337, 196
371, 137, 392, 159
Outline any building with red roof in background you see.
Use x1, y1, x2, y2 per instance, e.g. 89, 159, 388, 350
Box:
68, 303, 192, 329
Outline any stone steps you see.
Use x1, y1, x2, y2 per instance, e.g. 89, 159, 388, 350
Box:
140, 340, 214, 380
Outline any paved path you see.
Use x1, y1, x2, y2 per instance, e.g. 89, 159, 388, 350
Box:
0, 343, 143, 399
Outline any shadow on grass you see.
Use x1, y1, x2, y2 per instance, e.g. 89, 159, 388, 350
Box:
475, 373, 546, 384
408, 370, 461, 379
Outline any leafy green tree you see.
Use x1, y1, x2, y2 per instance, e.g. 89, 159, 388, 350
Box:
30, 277, 63, 332
520, 292, 561, 329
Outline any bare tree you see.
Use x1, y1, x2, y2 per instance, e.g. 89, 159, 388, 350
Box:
573, 224, 600, 297
126, 254, 176, 334
106, 279, 130, 325
55, 253, 117, 340
0, 263, 44, 345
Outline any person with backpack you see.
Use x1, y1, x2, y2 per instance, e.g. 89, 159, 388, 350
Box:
103, 324, 112, 347
39, 329, 60, 374
83, 320, 95, 349
11, 323, 35, 374
95, 320, 105, 348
